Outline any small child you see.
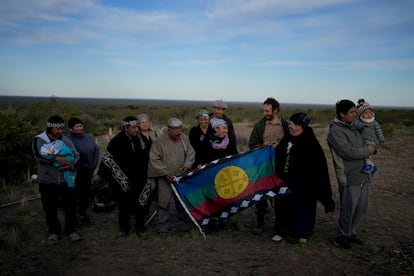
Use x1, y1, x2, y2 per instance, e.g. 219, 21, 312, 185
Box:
39, 139, 77, 187
355, 102, 385, 176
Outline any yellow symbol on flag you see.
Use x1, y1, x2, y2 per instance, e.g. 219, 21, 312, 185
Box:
214, 166, 249, 199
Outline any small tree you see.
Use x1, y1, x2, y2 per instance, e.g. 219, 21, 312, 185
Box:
0, 106, 34, 185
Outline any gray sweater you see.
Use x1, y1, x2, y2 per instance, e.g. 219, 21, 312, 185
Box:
327, 117, 371, 187
354, 119, 385, 144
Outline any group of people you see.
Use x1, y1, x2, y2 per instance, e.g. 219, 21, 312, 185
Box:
32, 97, 384, 249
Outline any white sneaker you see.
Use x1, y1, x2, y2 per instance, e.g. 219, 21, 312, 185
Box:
299, 238, 308, 243
272, 234, 283, 242
69, 232, 82, 241
47, 233, 58, 245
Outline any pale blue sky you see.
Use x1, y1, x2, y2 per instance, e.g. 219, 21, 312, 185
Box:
1, 0, 413, 107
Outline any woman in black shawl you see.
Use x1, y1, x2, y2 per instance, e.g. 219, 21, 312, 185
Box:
273, 112, 335, 243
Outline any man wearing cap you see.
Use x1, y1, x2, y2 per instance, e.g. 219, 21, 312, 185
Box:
210, 99, 238, 154
248, 97, 289, 233
67, 117, 100, 224
148, 117, 195, 236
33, 115, 81, 244
93, 116, 149, 239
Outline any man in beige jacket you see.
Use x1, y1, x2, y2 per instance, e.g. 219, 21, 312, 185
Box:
148, 118, 195, 236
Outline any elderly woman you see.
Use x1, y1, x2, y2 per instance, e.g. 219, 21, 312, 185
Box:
136, 113, 158, 152
207, 117, 238, 161
272, 112, 335, 243
189, 109, 214, 169
136, 113, 158, 214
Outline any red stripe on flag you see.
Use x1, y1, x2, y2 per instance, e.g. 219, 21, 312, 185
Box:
189, 173, 283, 221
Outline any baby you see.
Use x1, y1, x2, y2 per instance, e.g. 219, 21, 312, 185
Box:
355, 102, 385, 176
39, 139, 76, 187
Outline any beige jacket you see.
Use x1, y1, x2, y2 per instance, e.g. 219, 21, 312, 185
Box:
147, 132, 195, 208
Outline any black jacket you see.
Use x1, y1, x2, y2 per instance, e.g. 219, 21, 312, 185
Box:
98, 131, 147, 194
189, 125, 215, 168
275, 127, 332, 206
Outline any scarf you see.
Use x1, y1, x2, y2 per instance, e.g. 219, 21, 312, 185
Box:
211, 135, 229, 150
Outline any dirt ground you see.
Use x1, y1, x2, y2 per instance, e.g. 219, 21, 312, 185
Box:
1, 126, 413, 276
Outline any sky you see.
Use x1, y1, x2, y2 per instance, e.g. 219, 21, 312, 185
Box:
1, 0, 414, 107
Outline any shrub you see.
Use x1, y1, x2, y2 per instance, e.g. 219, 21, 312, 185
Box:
0, 107, 34, 185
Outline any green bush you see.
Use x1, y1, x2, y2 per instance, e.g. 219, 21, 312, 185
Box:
0, 107, 34, 185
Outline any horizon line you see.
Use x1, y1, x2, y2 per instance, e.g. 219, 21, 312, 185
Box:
1, 95, 413, 109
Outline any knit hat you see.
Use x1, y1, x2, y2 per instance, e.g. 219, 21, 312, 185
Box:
210, 118, 227, 129
212, 99, 228, 109
357, 98, 365, 107
68, 117, 83, 129
46, 115, 64, 128
167, 117, 183, 129
289, 112, 311, 128
195, 109, 209, 120
357, 102, 374, 119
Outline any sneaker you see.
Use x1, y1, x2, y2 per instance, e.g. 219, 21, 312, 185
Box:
69, 232, 82, 242
361, 164, 373, 174
349, 235, 364, 245
334, 236, 351, 249
47, 233, 58, 245
272, 234, 283, 242
370, 166, 378, 176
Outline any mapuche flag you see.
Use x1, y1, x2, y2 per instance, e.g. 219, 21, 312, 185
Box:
171, 146, 286, 238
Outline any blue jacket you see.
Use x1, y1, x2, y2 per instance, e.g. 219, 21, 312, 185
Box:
33, 132, 79, 185
67, 132, 99, 171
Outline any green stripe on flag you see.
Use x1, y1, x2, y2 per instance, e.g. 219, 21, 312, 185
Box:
182, 156, 275, 209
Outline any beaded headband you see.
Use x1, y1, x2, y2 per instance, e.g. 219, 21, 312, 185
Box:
122, 120, 138, 126
46, 122, 64, 128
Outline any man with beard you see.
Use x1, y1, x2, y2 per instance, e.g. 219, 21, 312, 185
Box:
248, 97, 289, 234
